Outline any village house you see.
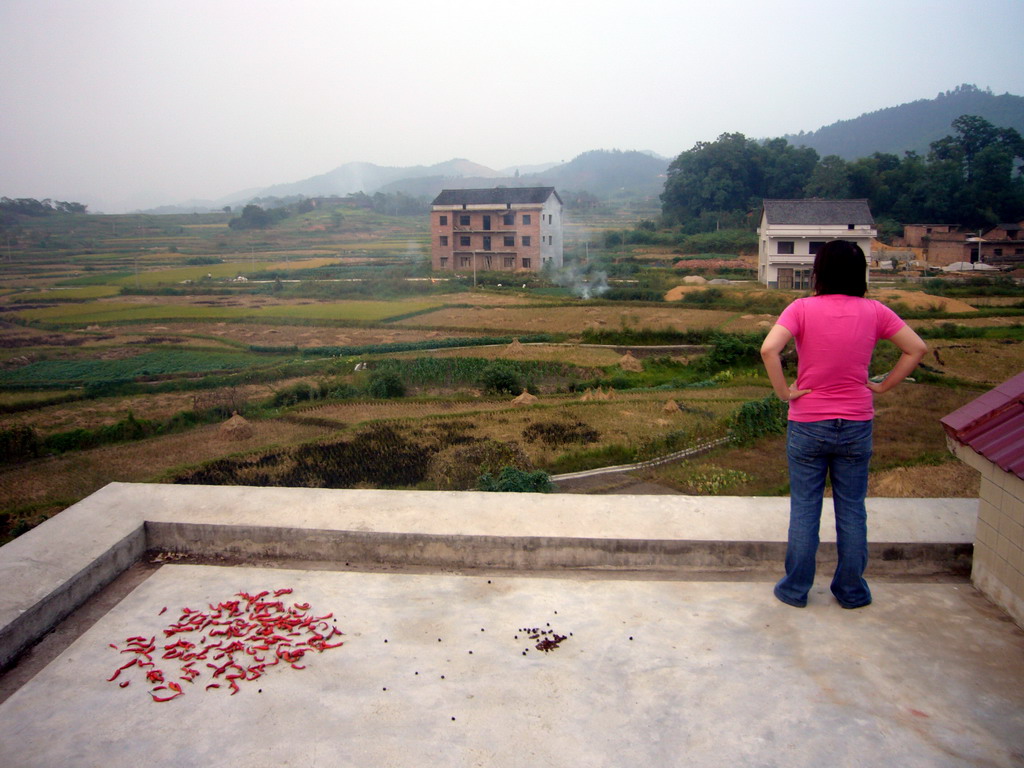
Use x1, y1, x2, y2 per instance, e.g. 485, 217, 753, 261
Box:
979, 222, 1024, 267
430, 187, 563, 274
900, 221, 1024, 268
757, 199, 877, 289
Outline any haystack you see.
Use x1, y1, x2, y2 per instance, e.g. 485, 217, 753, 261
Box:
682, 275, 708, 285
503, 338, 526, 357
619, 352, 643, 372
218, 411, 254, 440
663, 399, 681, 414
580, 386, 613, 402
512, 389, 538, 406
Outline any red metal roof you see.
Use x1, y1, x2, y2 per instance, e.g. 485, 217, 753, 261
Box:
941, 372, 1024, 479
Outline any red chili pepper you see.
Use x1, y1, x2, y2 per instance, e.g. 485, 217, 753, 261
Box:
107, 658, 137, 681
158, 606, 167, 616
119, 680, 130, 688
150, 691, 183, 702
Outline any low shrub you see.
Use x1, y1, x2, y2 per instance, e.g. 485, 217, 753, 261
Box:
479, 362, 522, 395
729, 396, 787, 444
0, 425, 43, 463
477, 466, 553, 493
367, 371, 406, 399
427, 438, 531, 490
547, 443, 636, 474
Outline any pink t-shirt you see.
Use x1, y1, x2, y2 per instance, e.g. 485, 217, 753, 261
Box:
775, 294, 905, 422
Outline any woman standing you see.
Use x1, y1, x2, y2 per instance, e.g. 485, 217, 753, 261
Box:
760, 240, 927, 609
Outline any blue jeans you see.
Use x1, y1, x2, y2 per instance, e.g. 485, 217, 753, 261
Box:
774, 419, 873, 609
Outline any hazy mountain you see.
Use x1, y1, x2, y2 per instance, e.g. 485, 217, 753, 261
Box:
783, 84, 1024, 160
250, 158, 502, 201
373, 150, 669, 200
142, 84, 1024, 213
524, 150, 668, 197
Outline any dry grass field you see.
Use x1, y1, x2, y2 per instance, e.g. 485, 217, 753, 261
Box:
1, 205, 1022, 544
644, 381, 982, 497
922, 339, 1024, 386
395, 304, 738, 335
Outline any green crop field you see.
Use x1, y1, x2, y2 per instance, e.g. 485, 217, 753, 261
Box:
111, 256, 341, 286
14, 286, 121, 301
12, 297, 443, 325
0, 349, 273, 386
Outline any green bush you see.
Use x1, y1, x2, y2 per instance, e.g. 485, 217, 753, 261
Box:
271, 381, 320, 407
477, 466, 553, 493
729, 396, 787, 444
701, 332, 764, 372
917, 323, 985, 339
0, 425, 43, 463
367, 371, 406, 399
479, 362, 522, 395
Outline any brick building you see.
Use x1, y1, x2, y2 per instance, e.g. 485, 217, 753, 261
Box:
430, 187, 563, 274
899, 222, 1024, 268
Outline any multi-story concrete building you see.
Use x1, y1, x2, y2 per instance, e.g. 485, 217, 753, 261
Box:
430, 187, 563, 274
758, 199, 877, 289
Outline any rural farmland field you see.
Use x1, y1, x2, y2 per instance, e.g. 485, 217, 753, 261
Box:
0, 201, 1021, 543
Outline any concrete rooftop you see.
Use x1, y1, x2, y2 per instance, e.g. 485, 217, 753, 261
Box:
0, 483, 1021, 767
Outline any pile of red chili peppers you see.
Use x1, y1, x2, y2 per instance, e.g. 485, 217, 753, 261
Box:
106, 588, 343, 702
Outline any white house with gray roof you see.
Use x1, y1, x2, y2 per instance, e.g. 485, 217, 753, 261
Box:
758, 199, 877, 289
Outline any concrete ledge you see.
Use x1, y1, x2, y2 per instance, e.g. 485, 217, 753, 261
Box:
0, 482, 978, 670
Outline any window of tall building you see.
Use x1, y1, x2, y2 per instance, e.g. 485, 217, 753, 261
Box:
777, 241, 794, 255
503, 213, 514, 226
522, 236, 531, 246
440, 236, 448, 246
503, 235, 514, 247
522, 214, 531, 225
439, 215, 448, 226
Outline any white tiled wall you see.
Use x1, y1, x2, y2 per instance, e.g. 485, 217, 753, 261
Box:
952, 439, 1024, 628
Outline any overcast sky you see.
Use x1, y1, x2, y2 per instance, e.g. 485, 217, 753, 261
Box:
2, 0, 1022, 212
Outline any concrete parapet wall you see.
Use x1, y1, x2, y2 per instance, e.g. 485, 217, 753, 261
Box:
0, 483, 978, 670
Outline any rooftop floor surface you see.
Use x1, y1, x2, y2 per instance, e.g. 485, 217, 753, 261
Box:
0, 484, 1020, 767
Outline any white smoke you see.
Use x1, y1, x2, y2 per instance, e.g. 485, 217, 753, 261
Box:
551, 261, 609, 299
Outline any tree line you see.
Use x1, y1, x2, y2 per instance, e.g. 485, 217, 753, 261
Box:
1, 197, 88, 218
660, 115, 1024, 233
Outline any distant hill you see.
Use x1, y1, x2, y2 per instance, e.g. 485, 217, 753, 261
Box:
521, 150, 669, 198
783, 84, 1024, 160
375, 150, 669, 200
251, 158, 502, 201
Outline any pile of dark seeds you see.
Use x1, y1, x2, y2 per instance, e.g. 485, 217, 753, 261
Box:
518, 625, 569, 653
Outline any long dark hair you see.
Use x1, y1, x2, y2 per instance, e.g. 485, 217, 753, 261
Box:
812, 240, 867, 297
